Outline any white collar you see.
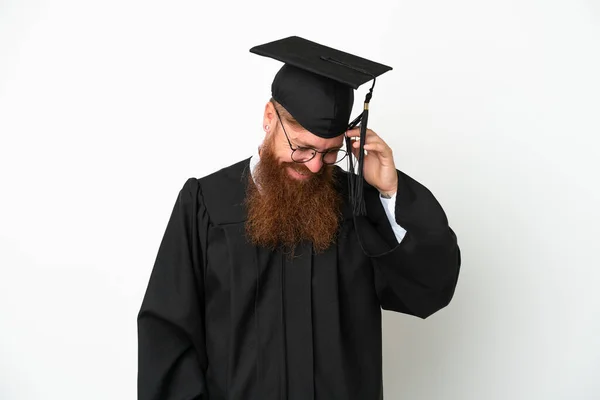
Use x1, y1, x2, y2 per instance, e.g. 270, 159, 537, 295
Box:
249, 144, 260, 178
250, 146, 260, 176
248, 144, 261, 189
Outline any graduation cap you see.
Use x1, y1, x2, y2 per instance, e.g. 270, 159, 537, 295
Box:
250, 36, 392, 216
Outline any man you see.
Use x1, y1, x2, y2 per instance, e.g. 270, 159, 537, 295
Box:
137, 36, 461, 400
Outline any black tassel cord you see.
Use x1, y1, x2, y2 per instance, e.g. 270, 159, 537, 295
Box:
345, 79, 375, 216
319, 55, 377, 216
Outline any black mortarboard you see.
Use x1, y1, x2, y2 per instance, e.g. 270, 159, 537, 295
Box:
249, 36, 392, 216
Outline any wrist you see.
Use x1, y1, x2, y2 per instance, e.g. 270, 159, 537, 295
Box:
379, 180, 398, 199
379, 190, 396, 199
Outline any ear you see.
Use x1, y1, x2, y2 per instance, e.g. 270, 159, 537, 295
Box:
263, 101, 277, 138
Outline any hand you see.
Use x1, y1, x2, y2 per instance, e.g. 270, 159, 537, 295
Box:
346, 127, 398, 196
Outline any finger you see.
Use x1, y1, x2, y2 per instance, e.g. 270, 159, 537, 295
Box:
353, 140, 390, 156
363, 142, 387, 153
351, 135, 387, 149
346, 128, 379, 141
364, 128, 378, 138
369, 143, 395, 160
350, 142, 368, 159
345, 128, 361, 138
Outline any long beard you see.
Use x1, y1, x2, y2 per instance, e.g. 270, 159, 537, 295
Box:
244, 141, 342, 254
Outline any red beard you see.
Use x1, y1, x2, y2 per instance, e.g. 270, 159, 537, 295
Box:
244, 139, 342, 253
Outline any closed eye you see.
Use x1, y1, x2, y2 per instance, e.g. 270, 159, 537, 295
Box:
297, 145, 342, 153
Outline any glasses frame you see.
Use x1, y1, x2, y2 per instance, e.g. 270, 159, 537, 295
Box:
274, 108, 348, 165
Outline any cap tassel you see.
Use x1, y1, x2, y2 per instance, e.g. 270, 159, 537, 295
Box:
346, 83, 375, 217
318, 54, 378, 216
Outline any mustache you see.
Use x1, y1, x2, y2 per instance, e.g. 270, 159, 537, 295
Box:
282, 162, 322, 176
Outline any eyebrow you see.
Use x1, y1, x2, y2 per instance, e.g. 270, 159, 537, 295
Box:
295, 139, 343, 152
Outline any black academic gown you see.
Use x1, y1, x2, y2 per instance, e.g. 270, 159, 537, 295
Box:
137, 158, 460, 400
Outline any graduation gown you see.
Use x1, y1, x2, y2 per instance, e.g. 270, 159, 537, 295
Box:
137, 158, 461, 400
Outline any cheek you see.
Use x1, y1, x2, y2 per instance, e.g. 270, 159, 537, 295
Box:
272, 143, 292, 163
272, 151, 290, 165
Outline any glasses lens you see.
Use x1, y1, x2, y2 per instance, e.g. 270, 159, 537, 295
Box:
323, 149, 347, 164
292, 148, 316, 163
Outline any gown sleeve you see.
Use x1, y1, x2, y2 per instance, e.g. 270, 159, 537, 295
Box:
137, 178, 208, 400
354, 169, 461, 319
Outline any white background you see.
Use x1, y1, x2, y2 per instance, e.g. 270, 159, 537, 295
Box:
1, 0, 599, 399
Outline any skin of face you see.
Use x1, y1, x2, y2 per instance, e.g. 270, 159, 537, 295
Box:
261, 101, 344, 180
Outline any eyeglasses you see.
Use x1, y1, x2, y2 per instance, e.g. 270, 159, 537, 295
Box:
274, 108, 348, 165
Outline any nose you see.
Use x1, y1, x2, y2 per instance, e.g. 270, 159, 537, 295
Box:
305, 156, 323, 174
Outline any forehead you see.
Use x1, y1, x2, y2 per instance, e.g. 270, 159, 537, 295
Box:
287, 125, 344, 149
